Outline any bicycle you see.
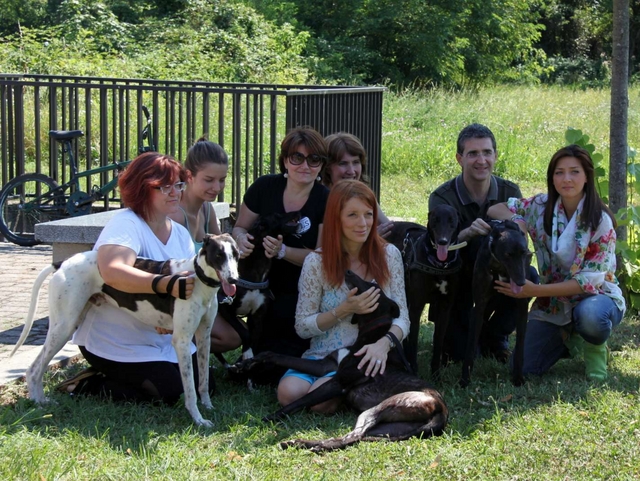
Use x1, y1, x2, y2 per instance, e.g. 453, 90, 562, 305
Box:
0, 106, 155, 246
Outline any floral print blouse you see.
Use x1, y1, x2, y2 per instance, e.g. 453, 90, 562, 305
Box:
295, 243, 410, 359
507, 194, 625, 325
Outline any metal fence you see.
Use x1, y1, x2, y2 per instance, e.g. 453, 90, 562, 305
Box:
0, 74, 385, 210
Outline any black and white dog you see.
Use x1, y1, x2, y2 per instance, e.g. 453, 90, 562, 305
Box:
10, 233, 239, 427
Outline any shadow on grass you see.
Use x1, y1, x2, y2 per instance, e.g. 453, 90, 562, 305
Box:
0, 315, 638, 455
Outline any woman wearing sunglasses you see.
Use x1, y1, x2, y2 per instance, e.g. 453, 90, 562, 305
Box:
233, 127, 330, 385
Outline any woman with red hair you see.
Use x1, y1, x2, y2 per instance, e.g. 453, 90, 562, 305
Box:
276, 179, 410, 413
61, 152, 214, 404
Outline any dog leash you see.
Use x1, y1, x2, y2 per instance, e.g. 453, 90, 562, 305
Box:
386, 331, 415, 375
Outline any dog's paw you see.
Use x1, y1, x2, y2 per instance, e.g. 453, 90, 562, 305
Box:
512, 375, 525, 387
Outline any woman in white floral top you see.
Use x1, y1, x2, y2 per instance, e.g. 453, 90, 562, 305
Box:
488, 144, 624, 381
276, 180, 410, 413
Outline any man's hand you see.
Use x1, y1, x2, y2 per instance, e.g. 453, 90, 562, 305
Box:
460, 218, 492, 242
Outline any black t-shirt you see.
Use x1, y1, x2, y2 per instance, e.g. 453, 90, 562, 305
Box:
243, 174, 329, 363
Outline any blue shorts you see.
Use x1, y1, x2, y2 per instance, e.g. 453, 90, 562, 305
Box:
281, 367, 336, 385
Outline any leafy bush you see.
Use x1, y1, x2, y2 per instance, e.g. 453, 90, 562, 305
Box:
565, 128, 640, 313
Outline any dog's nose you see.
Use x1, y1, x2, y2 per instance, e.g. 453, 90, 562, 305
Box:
437, 239, 450, 246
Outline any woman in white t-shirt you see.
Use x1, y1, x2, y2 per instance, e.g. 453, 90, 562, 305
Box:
62, 152, 211, 405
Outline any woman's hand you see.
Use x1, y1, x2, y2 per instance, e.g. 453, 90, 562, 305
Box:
355, 336, 391, 376
494, 279, 536, 299
343, 286, 380, 315
235, 232, 255, 259
377, 221, 394, 239
263, 234, 283, 259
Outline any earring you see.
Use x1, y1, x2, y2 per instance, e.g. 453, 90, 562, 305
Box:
316, 176, 322, 182
284, 170, 289, 179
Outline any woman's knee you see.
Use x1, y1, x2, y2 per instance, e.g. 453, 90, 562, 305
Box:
210, 315, 242, 352
573, 296, 617, 344
277, 376, 310, 406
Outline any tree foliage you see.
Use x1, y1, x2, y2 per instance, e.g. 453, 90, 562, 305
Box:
0, 0, 638, 87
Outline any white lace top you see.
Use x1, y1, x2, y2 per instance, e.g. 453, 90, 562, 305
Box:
295, 243, 410, 360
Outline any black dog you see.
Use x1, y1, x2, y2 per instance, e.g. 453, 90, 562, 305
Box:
216, 211, 301, 368
386, 204, 464, 377
230, 270, 448, 452
460, 220, 532, 387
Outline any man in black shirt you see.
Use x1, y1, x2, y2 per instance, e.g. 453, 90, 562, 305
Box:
429, 123, 527, 363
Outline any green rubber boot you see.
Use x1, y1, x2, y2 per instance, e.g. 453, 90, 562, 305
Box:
564, 332, 584, 359
583, 341, 609, 381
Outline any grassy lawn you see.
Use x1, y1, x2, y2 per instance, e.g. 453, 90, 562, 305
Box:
1, 85, 640, 480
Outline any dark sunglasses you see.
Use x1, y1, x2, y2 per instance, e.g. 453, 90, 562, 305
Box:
289, 152, 326, 168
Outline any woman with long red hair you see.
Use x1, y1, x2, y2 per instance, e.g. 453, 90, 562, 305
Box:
276, 180, 410, 413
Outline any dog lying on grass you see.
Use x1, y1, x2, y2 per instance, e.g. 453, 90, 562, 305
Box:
230, 270, 448, 452
11, 233, 239, 427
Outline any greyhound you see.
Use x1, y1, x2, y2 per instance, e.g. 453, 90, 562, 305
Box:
230, 270, 448, 452
386, 204, 465, 377
460, 220, 533, 387
11, 234, 239, 427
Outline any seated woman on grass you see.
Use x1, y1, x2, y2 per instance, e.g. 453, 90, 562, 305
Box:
277, 180, 410, 413
488, 144, 625, 381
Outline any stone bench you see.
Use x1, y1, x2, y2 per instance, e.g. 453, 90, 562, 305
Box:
34, 202, 230, 262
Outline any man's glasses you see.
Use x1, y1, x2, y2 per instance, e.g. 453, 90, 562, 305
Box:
464, 149, 495, 160
289, 152, 326, 168
155, 182, 187, 194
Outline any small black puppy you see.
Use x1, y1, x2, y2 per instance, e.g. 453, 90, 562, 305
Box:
231, 270, 448, 452
461, 220, 533, 387
217, 211, 301, 368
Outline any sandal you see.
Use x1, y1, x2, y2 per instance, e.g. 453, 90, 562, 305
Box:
55, 368, 98, 394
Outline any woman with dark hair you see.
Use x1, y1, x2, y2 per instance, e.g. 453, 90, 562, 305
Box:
169, 136, 239, 354
232, 126, 330, 385
61, 152, 214, 404
276, 180, 409, 412
488, 145, 625, 381
324, 132, 393, 237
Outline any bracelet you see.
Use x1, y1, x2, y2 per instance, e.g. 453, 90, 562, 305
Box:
277, 243, 287, 259
330, 308, 343, 322
385, 333, 396, 349
510, 214, 526, 224
151, 275, 166, 294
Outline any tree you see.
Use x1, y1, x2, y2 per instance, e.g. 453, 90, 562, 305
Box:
610, 0, 629, 240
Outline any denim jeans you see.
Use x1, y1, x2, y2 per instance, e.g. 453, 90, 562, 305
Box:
518, 294, 624, 376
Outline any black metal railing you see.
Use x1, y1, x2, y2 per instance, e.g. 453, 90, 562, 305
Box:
0, 74, 385, 210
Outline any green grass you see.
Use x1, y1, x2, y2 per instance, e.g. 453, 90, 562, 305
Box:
2, 84, 640, 480
1, 315, 639, 480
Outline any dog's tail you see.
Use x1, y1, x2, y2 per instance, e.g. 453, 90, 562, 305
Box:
10, 264, 56, 357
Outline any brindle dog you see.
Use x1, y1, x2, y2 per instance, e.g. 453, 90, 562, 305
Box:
230, 270, 448, 452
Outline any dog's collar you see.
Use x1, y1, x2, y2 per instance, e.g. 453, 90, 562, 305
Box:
430, 239, 467, 251
235, 278, 269, 290
402, 232, 463, 276
194, 255, 222, 288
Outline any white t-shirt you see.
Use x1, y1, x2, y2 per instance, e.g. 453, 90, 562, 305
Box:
72, 209, 196, 363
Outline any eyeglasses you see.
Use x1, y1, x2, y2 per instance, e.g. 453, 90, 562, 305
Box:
154, 182, 187, 194
464, 149, 495, 160
288, 152, 326, 168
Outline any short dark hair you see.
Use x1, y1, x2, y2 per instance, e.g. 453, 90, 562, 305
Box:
324, 132, 368, 186
278, 127, 328, 173
457, 123, 497, 155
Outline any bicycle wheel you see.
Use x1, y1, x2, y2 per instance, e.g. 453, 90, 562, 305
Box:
0, 173, 66, 246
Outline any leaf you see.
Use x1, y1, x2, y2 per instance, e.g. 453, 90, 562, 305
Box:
565, 128, 582, 144
429, 454, 442, 468
500, 394, 513, 402
227, 451, 243, 461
